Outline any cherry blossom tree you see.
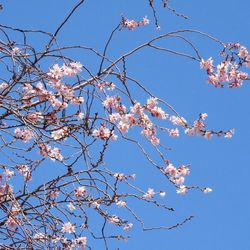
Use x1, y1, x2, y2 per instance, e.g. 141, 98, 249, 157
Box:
0, 1, 249, 249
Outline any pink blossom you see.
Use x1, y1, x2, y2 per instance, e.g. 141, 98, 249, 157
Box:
169, 116, 187, 127
108, 215, 120, 225
26, 112, 43, 122
169, 128, 179, 137
118, 121, 130, 133
76, 112, 84, 120
97, 81, 115, 91
122, 16, 149, 30
0, 82, 8, 91
74, 186, 87, 197
130, 102, 143, 115
14, 128, 33, 142
116, 200, 126, 207
224, 129, 234, 138
5, 216, 20, 229
149, 107, 168, 119
0, 184, 12, 197
92, 125, 116, 140
176, 185, 187, 195
39, 144, 64, 161
200, 57, 214, 73
34, 233, 46, 242
50, 96, 68, 110
67, 202, 76, 211
122, 114, 137, 126
203, 187, 213, 193
51, 127, 69, 140
109, 113, 121, 122
123, 223, 133, 231
102, 95, 120, 109
204, 131, 213, 139
16, 165, 31, 181
146, 97, 158, 109
48, 189, 59, 199
114, 173, 125, 181
164, 164, 178, 177
61, 222, 75, 234
238, 46, 248, 58
143, 188, 155, 198
12, 47, 21, 55
74, 237, 87, 248
150, 135, 160, 146
71, 96, 84, 104
48, 64, 63, 80
159, 191, 166, 197
173, 176, 185, 185
178, 165, 190, 176
3, 169, 14, 180
245, 55, 250, 68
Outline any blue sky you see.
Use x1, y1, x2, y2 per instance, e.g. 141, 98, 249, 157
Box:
1, 1, 250, 249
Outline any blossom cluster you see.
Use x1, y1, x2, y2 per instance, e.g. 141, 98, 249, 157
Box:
39, 144, 63, 161
185, 113, 234, 139
121, 16, 149, 30
200, 43, 250, 88
14, 127, 34, 142
16, 164, 31, 181
100, 95, 188, 146
47, 62, 82, 80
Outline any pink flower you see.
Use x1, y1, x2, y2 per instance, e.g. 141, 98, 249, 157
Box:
150, 135, 160, 146
4, 169, 15, 180
109, 113, 121, 122
74, 186, 87, 197
169, 128, 179, 137
118, 121, 130, 133
176, 185, 187, 195
146, 97, 158, 109
51, 127, 69, 140
67, 202, 76, 211
173, 176, 185, 185
0, 82, 8, 91
238, 46, 248, 58
26, 112, 43, 122
203, 187, 213, 193
74, 237, 87, 248
178, 165, 190, 176
123, 223, 133, 231
149, 107, 168, 119
122, 16, 149, 30
61, 222, 75, 234
48, 64, 63, 80
114, 173, 125, 181
224, 129, 234, 138
5, 216, 20, 229
92, 125, 116, 140
143, 188, 155, 198
71, 96, 84, 104
159, 191, 166, 197
116, 200, 126, 207
16, 165, 31, 181
34, 233, 46, 242
200, 57, 214, 73
169, 116, 187, 127
130, 102, 143, 115
39, 144, 63, 161
108, 215, 120, 225
245, 55, 250, 68
164, 164, 178, 177
14, 128, 33, 142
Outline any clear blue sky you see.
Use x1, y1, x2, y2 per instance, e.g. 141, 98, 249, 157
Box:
1, 1, 250, 249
